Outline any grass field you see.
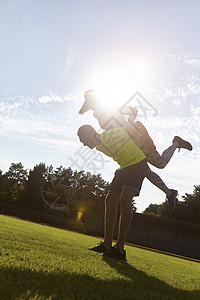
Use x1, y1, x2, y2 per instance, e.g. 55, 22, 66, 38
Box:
0, 215, 200, 300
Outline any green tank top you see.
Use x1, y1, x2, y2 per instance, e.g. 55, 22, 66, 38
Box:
96, 127, 146, 168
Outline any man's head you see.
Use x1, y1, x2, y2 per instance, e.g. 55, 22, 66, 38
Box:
79, 90, 98, 114
77, 125, 100, 149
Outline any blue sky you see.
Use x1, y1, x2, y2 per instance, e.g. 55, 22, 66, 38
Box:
1, 0, 200, 212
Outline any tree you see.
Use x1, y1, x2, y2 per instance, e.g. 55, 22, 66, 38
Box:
0, 163, 28, 205
41, 166, 111, 213
41, 166, 74, 211
52, 166, 73, 186
6, 162, 28, 184
0, 173, 8, 203
72, 171, 110, 204
1, 161, 111, 213
180, 185, 200, 224
143, 203, 160, 216
144, 185, 200, 225
21, 163, 48, 211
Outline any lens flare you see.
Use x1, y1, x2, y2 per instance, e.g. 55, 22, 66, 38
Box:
77, 211, 84, 221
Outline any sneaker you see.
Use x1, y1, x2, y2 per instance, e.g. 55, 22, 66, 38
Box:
173, 136, 193, 151
102, 245, 127, 261
88, 241, 110, 253
166, 189, 178, 211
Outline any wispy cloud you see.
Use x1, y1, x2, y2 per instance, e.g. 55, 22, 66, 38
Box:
63, 43, 74, 75
0, 101, 23, 113
0, 94, 80, 142
37, 94, 79, 104
190, 105, 200, 115
147, 51, 200, 109
166, 52, 200, 68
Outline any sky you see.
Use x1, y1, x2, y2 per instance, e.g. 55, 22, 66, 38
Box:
0, 0, 200, 212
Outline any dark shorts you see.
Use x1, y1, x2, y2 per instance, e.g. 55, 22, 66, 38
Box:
109, 159, 148, 196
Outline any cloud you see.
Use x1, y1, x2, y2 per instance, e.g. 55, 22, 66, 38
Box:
185, 58, 200, 67
149, 51, 200, 107
63, 43, 74, 75
0, 101, 23, 113
37, 94, 79, 104
166, 52, 200, 68
28, 136, 77, 149
190, 105, 200, 115
0, 95, 78, 139
187, 82, 200, 95
38, 95, 64, 104
3, 93, 79, 107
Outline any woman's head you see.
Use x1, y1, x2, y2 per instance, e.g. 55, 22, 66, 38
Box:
79, 90, 98, 114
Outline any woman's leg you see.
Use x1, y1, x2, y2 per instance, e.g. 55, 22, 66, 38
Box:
147, 144, 177, 169
146, 167, 178, 211
146, 168, 170, 194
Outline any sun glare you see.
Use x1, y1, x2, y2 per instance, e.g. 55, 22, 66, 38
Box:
87, 53, 157, 110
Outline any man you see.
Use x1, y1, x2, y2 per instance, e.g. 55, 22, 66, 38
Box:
79, 90, 193, 210
78, 124, 153, 261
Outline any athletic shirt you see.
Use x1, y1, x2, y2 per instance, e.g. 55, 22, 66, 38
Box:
96, 127, 146, 169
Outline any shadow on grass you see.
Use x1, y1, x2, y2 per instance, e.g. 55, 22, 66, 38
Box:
102, 257, 200, 300
0, 263, 199, 300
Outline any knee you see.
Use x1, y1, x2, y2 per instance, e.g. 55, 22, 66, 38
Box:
120, 197, 134, 216
105, 192, 119, 208
120, 196, 133, 208
148, 156, 166, 169
156, 163, 165, 169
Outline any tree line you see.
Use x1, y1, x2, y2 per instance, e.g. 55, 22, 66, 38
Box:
0, 162, 200, 225
144, 185, 200, 225
0, 162, 110, 212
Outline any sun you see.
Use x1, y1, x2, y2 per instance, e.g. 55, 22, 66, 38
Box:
87, 53, 157, 110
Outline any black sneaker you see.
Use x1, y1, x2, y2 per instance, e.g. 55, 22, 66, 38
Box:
173, 136, 193, 151
102, 245, 127, 261
166, 189, 178, 211
88, 242, 110, 253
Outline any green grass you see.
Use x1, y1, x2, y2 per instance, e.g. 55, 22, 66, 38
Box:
0, 215, 200, 300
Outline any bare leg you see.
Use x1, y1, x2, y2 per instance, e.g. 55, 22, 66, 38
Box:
116, 187, 137, 252
104, 191, 120, 247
